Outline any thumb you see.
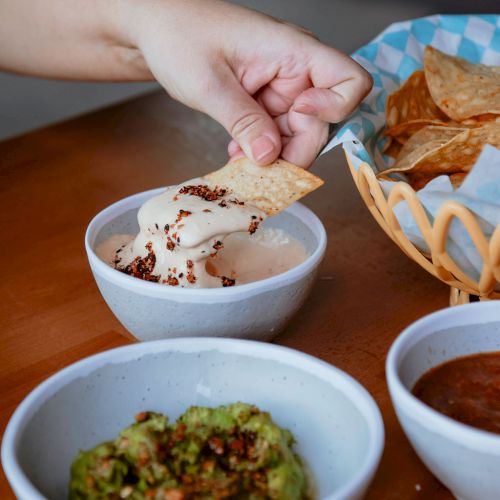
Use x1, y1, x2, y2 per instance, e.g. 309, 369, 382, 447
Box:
200, 72, 281, 165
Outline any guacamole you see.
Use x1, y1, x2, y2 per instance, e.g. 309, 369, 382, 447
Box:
69, 403, 312, 499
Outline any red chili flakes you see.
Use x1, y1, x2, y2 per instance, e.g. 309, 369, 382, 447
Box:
118, 243, 160, 282
248, 215, 264, 234
171, 423, 187, 443
164, 224, 170, 234
210, 240, 224, 257
218, 199, 228, 208
184, 260, 196, 283
163, 275, 179, 286
138, 444, 150, 466
166, 238, 176, 251
179, 184, 227, 201
248, 221, 259, 234
202, 208, 212, 213
181, 474, 194, 485
135, 411, 151, 422
175, 209, 192, 223
202, 460, 215, 472
208, 436, 225, 455
163, 489, 185, 500
229, 438, 245, 455
221, 276, 236, 287
229, 198, 245, 206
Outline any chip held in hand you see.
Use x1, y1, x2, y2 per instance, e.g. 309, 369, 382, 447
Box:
204, 157, 324, 215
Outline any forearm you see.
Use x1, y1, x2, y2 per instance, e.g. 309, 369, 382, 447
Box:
0, 0, 152, 81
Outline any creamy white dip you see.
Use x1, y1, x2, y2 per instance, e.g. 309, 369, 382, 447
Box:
95, 180, 308, 288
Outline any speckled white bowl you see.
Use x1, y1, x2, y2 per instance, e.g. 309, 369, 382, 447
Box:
1, 338, 384, 500
387, 302, 500, 500
85, 187, 326, 342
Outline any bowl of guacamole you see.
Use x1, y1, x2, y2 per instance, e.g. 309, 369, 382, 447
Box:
2, 338, 384, 499
69, 403, 312, 500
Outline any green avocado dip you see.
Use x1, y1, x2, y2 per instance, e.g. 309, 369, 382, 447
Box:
69, 403, 312, 499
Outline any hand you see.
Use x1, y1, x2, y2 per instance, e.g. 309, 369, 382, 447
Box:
129, 0, 372, 168
0, 0, 372, 169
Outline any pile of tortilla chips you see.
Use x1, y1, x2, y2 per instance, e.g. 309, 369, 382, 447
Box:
379, 46, 500, 190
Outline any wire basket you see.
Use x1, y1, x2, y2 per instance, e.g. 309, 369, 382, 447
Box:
346, 153, 500, 305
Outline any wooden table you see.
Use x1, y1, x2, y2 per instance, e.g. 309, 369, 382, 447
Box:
0, 91, 452, 499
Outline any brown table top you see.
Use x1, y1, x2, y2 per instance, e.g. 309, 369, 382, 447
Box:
0, 91, 452, 499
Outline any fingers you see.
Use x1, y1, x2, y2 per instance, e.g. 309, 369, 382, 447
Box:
256, 71, 311, 116
276, 110, 328, 168
199, 69, 281, 166
293, 84, 363, 123
215, 38, 372, 168
293, 44, 373, 123
227, 97, 329, 168
227, 139, 245, 162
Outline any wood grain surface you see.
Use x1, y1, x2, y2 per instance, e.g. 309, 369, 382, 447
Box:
0, 91, 452, 499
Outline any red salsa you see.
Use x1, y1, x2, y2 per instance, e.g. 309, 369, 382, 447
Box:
412, 351, 500, 434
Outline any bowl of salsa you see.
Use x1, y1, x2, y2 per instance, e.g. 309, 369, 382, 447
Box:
386, 301, 500, 500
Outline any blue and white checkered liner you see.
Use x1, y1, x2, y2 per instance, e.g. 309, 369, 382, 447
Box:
324, 14, 500, 285
325, 14, 500, 170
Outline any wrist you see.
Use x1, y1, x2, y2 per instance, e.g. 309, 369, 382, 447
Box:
100, 0, 157, 81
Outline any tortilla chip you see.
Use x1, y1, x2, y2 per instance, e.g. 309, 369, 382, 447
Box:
384, 113, 495, 145
449, 172, 467, 189
424, 46, 500, 121
407, 171, 467, 192
385, 70, 448, 129
385, 118, 452, 144
203, 158, 324, 215
460, 114, 500, 127
398, 126, 465, 158
384, 121, 500, 177
382, 126, 466, 174
384, 140, 403, 159
406, 174, 431, 191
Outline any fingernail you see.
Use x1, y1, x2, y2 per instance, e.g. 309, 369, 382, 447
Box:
251, 135, 276, 162
293, 103, 317, 116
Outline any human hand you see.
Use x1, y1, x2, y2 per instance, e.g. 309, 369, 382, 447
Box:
128, 0, 372, 168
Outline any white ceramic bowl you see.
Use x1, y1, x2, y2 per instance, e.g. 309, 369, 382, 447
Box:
386, 302, 500, 500
85, 188, 327, 342
2, 338, 384, 500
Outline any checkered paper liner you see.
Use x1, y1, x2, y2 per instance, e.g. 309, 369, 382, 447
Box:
325, 14, 500, 284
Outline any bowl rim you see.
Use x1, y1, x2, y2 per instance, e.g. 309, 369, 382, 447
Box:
386, 301, 500, 452
85, 187, 327, 301
2, 337, 384, 500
